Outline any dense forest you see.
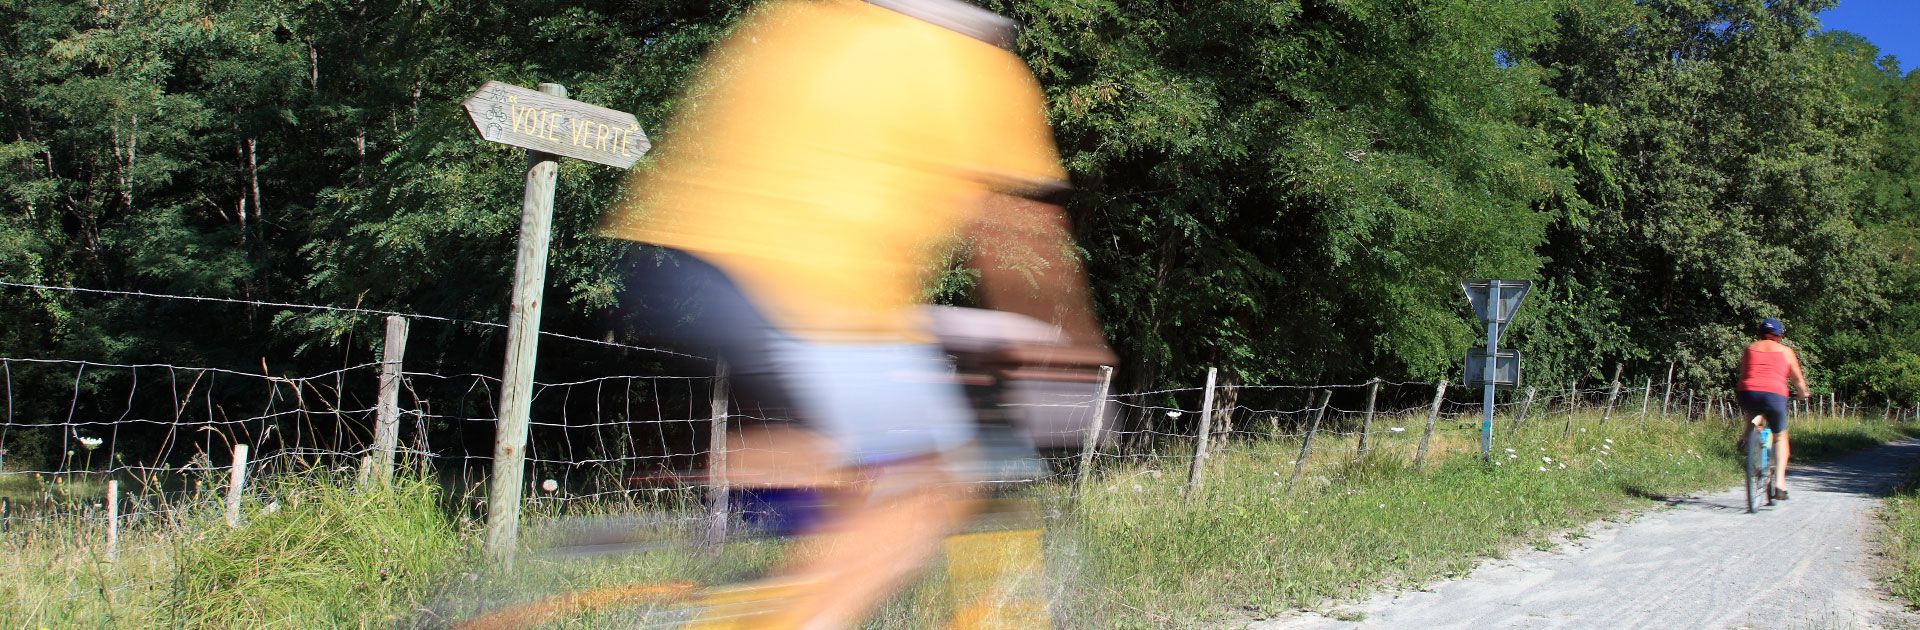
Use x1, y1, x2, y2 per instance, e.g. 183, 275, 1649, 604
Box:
2, 0, 1917, 468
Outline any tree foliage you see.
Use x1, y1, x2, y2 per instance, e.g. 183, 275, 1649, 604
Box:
3, 0, 1918, 465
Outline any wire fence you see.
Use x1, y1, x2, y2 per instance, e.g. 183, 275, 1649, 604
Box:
3, 281, 1915, 569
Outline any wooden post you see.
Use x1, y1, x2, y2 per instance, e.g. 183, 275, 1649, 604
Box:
1599, 364, 1624, 424
225, 444, 249, 528
1184, 368, 1218, 500
106, 479, 119, 563
1661, 361, 1675, 418
1686, 389, 1694, 421
1638, 378, 1653, 423
1414, 380, 1448, 469
1072, 366, 1116, 502
1356, 378, 1381, 457
1510, 386, 1537, 434
372, 315, 410, 486
1562, 381, 1578, 437
705, 361, 730, 550
1290, 390, 1332, 486
486, 82, 567, 566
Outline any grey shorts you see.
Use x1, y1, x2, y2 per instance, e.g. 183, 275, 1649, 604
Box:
620, 246, 974, 468
768, 338, 975, 467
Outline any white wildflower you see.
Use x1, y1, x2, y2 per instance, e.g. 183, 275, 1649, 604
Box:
541, 479, 559, 493
1538, 466, 1548, 472
1391, 427, 1406, 433
1542, 456, 1553, 463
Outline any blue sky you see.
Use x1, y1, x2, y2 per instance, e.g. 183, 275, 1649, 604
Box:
1818, 0, 1919, 74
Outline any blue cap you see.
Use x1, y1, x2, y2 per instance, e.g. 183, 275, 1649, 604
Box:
1759, 318, 1785, 337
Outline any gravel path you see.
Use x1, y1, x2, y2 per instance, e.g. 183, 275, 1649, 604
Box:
1252, 438, 1920, 629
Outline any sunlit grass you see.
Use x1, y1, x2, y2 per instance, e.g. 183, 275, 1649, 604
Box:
0, 412, 1909, 628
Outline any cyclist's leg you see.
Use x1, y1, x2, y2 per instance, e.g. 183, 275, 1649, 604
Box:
1762, 394, 1790, 493
760, 341, 981, 628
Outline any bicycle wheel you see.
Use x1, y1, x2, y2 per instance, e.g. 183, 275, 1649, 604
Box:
1745, 430, 1763, 514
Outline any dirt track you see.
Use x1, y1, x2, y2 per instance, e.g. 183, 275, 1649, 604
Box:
1253, 438, 1920, 629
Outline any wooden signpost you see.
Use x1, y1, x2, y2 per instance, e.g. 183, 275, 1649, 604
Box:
463, 81, 649, 566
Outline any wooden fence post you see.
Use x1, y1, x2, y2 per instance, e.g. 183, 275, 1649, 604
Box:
1600, 364, 1624, 424
1414, 380, 1448, 469
1290, 389, 1332, 486
1562, 381, 1579, 437
225, 443, 249, 528
705, 361, 731, 550
1510, 386, 1537, 434
106, 479, 119, 563
1072, 366, 1115, 503
372, 315, 410, 486
485, 82, 569, 567
1356, 378, 1381, 457
1638, 378, 1653, 423
1661, 361, 1675, 419
1184, 367, 1218, 500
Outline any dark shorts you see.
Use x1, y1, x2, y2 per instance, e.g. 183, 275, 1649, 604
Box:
1736, 390, 1789, 433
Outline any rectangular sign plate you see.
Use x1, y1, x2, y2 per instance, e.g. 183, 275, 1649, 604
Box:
463, 81, 650, 169
1464, 348, 1521, 387
1462, 279, 1533, 325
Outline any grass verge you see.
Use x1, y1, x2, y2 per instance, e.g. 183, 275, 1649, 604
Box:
1, 413, 1911, 628
1878, 467, 1920, 607
1062, 413, 1919, 627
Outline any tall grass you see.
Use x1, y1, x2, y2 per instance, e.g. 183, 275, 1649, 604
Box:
1059, 412, 1918, 627
1878, 468, 1920, 607
1, 412, 1909, 628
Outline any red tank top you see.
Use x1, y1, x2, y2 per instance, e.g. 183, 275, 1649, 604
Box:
1739, 347, 1791, 396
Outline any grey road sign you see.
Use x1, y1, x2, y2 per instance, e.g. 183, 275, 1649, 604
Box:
1464, 348, 1521, 387
1462, 280, 1533, 325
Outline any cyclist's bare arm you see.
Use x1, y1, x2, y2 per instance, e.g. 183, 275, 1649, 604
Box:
1787, 348, 1810, 399
967, 191, 1115, 365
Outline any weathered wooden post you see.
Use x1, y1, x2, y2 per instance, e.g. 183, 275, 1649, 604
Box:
1661, 361, 1675, 418
1356, 378, 1381, 457
463, 81, 650, 566
225, 444, 249, 528
1414, 380, 1448, 469
1290, 389, 1332, 486
1184, 368, 1218, 500
706, 361, 730, 550
1638, 378, 1653, 423
1562, 380, 1579, 438
106, 479, 119, 563
1072, 366, 1115, 503
1510, 386, 1537, 434
372, 315, 409, 486
1599, 364, 1623, 424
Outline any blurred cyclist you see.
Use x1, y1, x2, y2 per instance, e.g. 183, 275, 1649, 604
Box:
602, 0, 1110, 627
1735, 318, 1810, 501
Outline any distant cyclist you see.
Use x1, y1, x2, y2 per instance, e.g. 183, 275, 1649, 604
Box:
1735, 318, 1810, 500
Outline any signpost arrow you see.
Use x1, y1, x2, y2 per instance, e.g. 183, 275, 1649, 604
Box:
1461, 279, 1532, 460
463, 81, 650, 170
467, 81, 648, 567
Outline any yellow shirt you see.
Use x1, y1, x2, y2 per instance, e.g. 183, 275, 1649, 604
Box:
601, 0, 1067, 343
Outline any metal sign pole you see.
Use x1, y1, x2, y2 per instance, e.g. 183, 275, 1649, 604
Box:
1482, 283, 1500, 459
